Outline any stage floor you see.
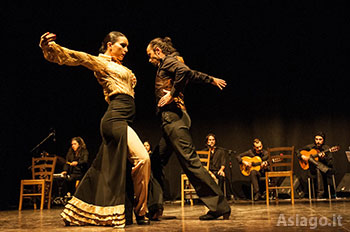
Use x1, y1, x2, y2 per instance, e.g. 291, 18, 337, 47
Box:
1, 199, 350, 231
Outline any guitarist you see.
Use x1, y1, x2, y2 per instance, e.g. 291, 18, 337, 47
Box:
296, 131, 334, 198
237, 138, 269, 201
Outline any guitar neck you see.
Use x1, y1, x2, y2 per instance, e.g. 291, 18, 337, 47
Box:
312, 148, 334, 158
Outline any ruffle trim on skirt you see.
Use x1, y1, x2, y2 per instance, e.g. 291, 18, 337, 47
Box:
60, 196, 125, 227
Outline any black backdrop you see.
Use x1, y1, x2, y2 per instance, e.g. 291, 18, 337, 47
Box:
1, 1, 350, 209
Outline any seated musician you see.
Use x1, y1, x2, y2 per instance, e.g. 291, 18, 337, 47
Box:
296, 131, 337, 198
60, 137, 89, 197
203, 133, 227, 194
237, 138, 268, 201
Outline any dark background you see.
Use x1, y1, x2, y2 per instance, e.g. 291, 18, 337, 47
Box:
1, 1, 350, 209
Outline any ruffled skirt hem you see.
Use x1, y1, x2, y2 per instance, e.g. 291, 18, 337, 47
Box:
61, 196, 125, 227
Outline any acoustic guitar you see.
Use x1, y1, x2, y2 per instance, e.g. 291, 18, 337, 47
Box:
299, 146, 340, 170
240, 156, 283, 176
240, 156, 264, 176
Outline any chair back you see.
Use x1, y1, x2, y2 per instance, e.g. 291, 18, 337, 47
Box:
31, 156, 57, 181
267, 146, 294, 172
197, 150, 211, 170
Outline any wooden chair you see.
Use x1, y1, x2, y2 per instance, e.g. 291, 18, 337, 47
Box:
265, 146, 295, 206
19, 156, 57, 210
181, 151, 211, 206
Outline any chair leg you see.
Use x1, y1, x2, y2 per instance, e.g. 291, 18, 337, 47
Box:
18, 181, 23, 210
188, 183, 192, 205
265, 176, 269, 206
40, 183, 45, 210
311, 178, 316, 199
47, 191, 51, 209
47, 183, 53, 209
189, 182, 193, 206
181, 175, 184, 207
326, 174, 335, 200
308, 178, 312, 201
290, 175, 294, 205
250, 183, 254, 202
332, 174, 337, 198
223, 179, 227, 198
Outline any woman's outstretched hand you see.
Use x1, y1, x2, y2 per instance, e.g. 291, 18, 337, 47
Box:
39, 32, 56, 49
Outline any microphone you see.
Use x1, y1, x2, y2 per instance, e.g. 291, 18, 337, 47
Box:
50, 128, 56, 142
52, 130, 56, 142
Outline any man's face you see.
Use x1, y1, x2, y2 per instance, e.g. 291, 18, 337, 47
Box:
207, 135, 216, 147
146, 45, 162, 67
253, 142, 263, 154
314, 136, 324, 147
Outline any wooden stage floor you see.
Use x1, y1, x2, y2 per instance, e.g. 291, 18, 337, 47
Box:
1, 199, 350, 231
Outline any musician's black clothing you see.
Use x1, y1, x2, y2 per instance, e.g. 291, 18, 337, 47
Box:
296, 144, 333, 169
296, 144, 335, 198
236, 149, 268, 196
236, 149, 268, 164
203, 146, 227, 194
63, 148, 89, 195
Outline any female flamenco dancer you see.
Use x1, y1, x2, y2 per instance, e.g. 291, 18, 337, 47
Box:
39, 31, 150, 228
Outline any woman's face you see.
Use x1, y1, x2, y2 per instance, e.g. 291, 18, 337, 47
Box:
143, 142, 151, 153
71, 140, 80, 152
107, 36, 129, 61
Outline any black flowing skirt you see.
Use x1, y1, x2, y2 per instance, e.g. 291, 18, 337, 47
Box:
61, 94, 135, 227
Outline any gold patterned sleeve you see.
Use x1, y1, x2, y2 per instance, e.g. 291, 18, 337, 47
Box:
42, 42, 106, 72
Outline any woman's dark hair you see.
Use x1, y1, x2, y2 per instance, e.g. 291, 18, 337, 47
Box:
143, 140, 152, 150
71, 136, 87, 157
99, 31, 126, 53
148, 37, 179, 56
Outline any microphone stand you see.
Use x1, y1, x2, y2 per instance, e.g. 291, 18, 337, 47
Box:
30, 132, 55, 154
28, 131, 55, 170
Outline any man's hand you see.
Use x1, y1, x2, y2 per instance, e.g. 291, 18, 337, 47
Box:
158, 89, 173, 107
218, 169, 225, 177
70, 161, 78, 166
319, 152, 326, 159
39, 32, 56, 49
211, 77, 227, 90
301, 155, 309, 161
261, 161, 268, 168
243, 160, 251, 167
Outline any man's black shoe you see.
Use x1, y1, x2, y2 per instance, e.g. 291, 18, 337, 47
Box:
136, 215, 150, 225
148, 207, 163, 221
199, 210, 230, 220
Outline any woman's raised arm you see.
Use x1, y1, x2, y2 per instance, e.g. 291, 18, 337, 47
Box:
39, 32, 105, 72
